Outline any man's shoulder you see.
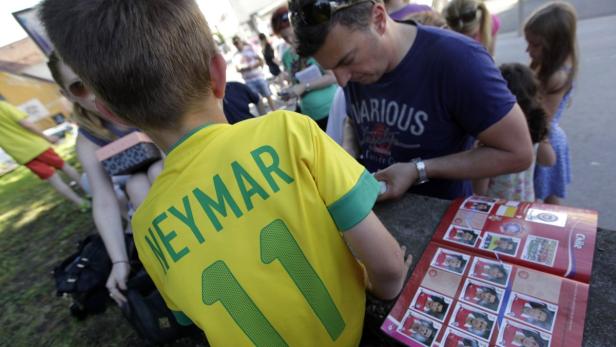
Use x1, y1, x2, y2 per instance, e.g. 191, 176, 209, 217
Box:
416, 25, 484, 56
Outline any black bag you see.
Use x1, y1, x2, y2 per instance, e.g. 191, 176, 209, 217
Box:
53, 234, 112, 319
121, 268, 203, 346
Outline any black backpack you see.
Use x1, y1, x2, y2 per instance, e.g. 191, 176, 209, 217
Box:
120, 268, 204, 345
52, 234, 112, 319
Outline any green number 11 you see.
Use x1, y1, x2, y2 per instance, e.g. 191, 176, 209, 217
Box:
201, 220, 345, 346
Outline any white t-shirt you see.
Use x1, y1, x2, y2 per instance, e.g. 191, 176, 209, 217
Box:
326, 87, 347, 145
233, 45, 265, 82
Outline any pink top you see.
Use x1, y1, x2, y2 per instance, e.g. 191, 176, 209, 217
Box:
473, 14, 501, 41
95, 132, 153, 161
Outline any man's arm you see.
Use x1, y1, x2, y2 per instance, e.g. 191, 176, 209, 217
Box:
343, 211, 412, 300
376, 104, 533, 200
18, 119, 59, 144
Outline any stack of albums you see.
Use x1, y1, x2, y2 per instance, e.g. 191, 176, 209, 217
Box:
381, 196, 598, 347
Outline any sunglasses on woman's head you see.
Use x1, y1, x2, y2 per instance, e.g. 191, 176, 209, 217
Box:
290, 0, 374, 27
447, 9, 478, 24
68, 81, 88, 98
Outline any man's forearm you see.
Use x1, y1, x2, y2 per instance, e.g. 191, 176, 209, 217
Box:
425, 145, 533, 181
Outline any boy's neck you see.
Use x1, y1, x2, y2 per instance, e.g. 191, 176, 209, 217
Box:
147, 102, 228, 153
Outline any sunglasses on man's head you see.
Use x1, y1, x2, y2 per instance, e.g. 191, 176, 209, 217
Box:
291, 0, 373, 27
68, 81, 88, 98
447, 9, 478, 24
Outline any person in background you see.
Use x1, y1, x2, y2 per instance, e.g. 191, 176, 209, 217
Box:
406, 10, 447, 28
41, 0, 412, 345
47, 52, 163, 305
271, 6, 338, 130
258, 33, 282, 78
384, 0, 432, 21
223, 81, 266, 124
0, 100, 89, 210
232, 36, 277, 111
290, 0, 533, 200
473, 63, 555, 201
525, 2, 579, 205
325, 87, 347, 145
443, 0, 500, 56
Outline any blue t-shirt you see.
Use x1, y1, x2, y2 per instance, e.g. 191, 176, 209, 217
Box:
344, 24, 516, 199
223, 81, 258, 124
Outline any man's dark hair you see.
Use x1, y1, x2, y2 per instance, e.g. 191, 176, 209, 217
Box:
40, 0, 217, 131
289, 0, 379, 57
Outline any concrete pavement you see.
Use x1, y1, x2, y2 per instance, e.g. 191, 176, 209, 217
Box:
494, 14, 616, 229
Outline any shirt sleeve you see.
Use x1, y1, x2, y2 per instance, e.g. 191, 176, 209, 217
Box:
442, 39, 516, 137
301, 115, 380, 231
0, 101, 28, 122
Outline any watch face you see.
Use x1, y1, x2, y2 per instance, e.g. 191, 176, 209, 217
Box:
414, 159, 428, 184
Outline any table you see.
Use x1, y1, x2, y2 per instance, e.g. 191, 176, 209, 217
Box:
370, 194, 615, 346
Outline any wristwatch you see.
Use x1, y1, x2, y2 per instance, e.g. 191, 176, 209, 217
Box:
411, 158, 429, 185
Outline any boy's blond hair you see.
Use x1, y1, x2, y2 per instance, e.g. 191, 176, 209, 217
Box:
41, 0, 218, 131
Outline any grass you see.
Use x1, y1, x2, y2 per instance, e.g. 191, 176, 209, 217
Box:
0, 135, 202, 347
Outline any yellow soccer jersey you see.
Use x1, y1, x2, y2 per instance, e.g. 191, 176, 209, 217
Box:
132, 111, 380, 347
0, 101, 49, 164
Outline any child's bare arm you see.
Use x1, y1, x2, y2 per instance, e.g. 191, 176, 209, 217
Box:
18, 119, 59, 143
343, 211, 412, 300
537, 140, 556, 166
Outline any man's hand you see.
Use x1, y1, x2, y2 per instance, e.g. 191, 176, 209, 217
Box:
374, 162, 418, 201
106, 262, 130, 306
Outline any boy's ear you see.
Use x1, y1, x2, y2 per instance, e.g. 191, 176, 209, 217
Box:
209, 52, 227, 99
94, 98, 132, 127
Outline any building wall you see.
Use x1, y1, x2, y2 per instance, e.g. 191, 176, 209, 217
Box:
0, 71, 71, 130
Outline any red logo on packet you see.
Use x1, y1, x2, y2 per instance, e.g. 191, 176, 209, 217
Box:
429, 269, 438, 278
518, 271, 529, 279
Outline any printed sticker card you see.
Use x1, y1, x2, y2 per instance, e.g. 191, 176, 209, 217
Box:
522, 235, 559, 267
480, 232, 521, 257
469, 257, 512, 287
496, 319, 552, 347
461, 199, 495, 214
445, 225, 481, 248
505, 292, 558, 332
449, 302, 497, 342
442, 327, 488, 347
459, 278, 505, 313
525, 208, 568, 228
431, 248, 471, 275
410, 287, 453, 322
398, 310, 443, 347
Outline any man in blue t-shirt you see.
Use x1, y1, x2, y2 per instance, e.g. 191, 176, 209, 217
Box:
289, 0, 533, 200
223, 81, 265, 124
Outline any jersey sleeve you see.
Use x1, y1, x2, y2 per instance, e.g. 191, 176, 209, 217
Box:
0, 101, 28, 122
303, 116, 380, 231
442, 40, 516, 137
